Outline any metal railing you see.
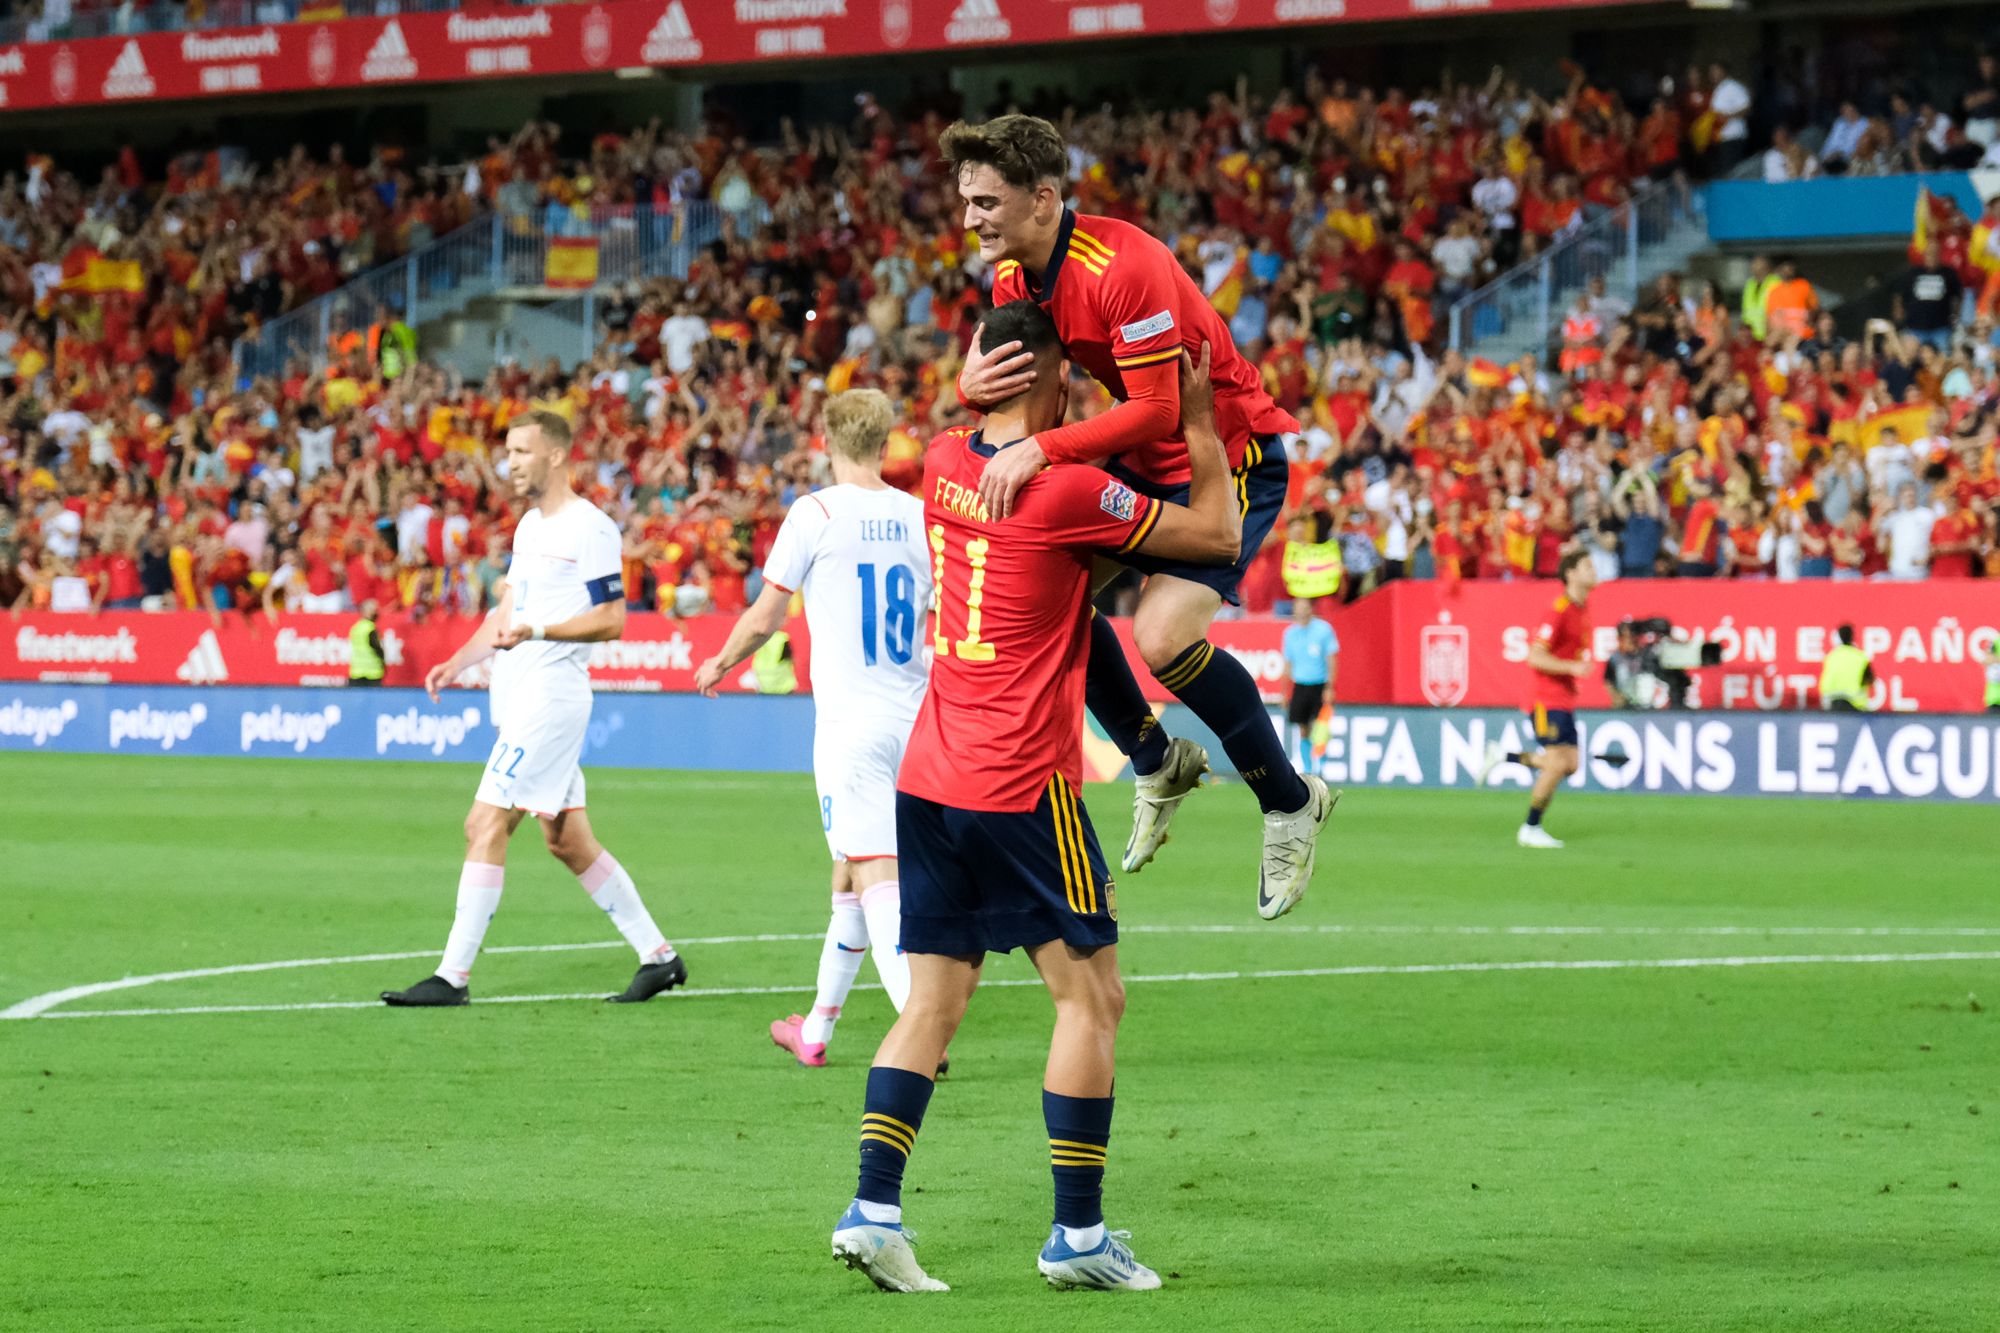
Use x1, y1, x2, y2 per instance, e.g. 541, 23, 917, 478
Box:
1, 0, 468, 47
234, 200, 722, 382
1446, 181, 1685, 356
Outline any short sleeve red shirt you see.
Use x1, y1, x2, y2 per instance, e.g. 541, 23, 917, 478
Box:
898, 427, 1162, 813
1530, 594, 1591, 709
989, 210, 1298, 484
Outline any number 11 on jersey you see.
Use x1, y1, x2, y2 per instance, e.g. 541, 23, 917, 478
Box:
928, 523, 997, 662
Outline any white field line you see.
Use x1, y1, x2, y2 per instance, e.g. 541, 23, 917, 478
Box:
11, 949, 2000, 1022
13, 921, 2000, 1021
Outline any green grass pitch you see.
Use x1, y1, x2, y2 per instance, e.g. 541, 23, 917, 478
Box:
3, 752, 1997, 1330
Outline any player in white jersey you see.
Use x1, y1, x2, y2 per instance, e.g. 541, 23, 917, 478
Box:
695, 390, 933, 1068
382, 410, 685, 1007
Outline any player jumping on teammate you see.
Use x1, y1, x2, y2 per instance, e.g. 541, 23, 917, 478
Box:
694, 389, 934, 1070
1477, 547, 1597, 848
828, 301, 1240, 1294
943, 113, 1335, 921
381, 410, 685, 1006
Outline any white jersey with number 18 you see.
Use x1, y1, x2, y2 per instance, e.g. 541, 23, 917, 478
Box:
762, 484, 931, 724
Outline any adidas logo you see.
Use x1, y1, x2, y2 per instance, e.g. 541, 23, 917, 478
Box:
175, 629, 229, 685
642, 1, 703, 61
101, 41, 154, 98
945, 0, 1010, 42
361, 19, 418, 82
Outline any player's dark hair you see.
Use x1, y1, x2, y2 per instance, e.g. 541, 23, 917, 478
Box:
940, 114, 1067, 190
1557, 548, 1591, 582
1837, 623, 1855, 645
513, 408, 572, 450
980, 299, 1062, 361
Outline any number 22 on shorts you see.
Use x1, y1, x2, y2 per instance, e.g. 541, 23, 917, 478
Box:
929, 524, 997, 662
489, 742, 524, 778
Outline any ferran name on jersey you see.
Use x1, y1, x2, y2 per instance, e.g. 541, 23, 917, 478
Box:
933, 475, 991, 524
1099, 479, 1139, 522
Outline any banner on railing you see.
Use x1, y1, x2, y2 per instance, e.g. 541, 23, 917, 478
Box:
0, 0, 1657, 114
6, 580, 1992, 710
1327, 580, 2000, 714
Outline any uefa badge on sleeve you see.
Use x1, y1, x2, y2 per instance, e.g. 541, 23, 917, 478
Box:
1100, 480, 1138, 522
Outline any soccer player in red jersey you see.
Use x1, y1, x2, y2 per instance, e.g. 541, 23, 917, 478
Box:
1477, 548, 1597, 848
830, 301, 1241, 1294
943, 114, 1335, 921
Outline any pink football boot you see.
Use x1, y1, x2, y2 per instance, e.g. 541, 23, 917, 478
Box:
771, 1013, 828, 1067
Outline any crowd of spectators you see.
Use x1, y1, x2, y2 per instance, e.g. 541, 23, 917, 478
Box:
1766, 47, 2000, 180
3, 64, 1999, 626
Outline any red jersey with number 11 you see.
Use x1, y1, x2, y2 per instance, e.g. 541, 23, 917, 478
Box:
898, 426, 1163, 813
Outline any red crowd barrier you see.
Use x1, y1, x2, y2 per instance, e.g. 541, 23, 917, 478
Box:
6, 579, 1995, 711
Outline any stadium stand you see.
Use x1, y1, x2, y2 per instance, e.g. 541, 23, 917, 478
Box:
3, 59, 1998, 624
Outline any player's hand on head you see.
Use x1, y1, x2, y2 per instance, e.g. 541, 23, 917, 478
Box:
959, 322, 1037, 407
977, 436, 1048, 522
1179, 342, 1216, 434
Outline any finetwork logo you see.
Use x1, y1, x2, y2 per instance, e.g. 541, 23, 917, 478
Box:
0, 698, 79, 747
109, 702, 209, 751
101, 40, 154, 98
945, 0, 1010, 42
176, 629, 229, 684
1274, 0, 1344, 18
642, 1, 703, 61
361, 20, 418, 82
15, 625, 137, 663
240, 704, 342, 753
375, 706, 485, 756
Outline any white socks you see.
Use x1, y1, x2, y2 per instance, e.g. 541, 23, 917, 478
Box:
860, 880, 910, 1012
436, 862, 505, 986
579, 851, 674, 963
1060, 1222, 1106, 1251
802, 891, 869, 1047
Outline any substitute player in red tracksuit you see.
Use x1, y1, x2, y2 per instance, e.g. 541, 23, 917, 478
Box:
830, 302, 1242, 1293
1476, 547, 1597, 847
945, 113, 1335, 921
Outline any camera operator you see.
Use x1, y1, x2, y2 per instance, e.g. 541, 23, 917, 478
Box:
1603, 618, 1658, 709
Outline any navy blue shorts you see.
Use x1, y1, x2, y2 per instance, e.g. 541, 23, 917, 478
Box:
1107, 433, 1288, 606
1527, 705, 1579, 748
896, 780, 1118, 958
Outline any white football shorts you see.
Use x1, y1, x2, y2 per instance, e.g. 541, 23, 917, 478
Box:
474, 690, 590, 818
813, 716, 913, 862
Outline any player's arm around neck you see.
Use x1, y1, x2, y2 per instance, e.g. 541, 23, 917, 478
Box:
1131, 345, 1240, 565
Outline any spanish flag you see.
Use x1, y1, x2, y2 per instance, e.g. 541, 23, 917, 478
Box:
1208, 249, 1248, 319
1466, 357, 1506, 389
1853, 402, 1932, 451
543, 237, 600, 290
1912, 185, 1932, 258
60, 254, 145, 295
